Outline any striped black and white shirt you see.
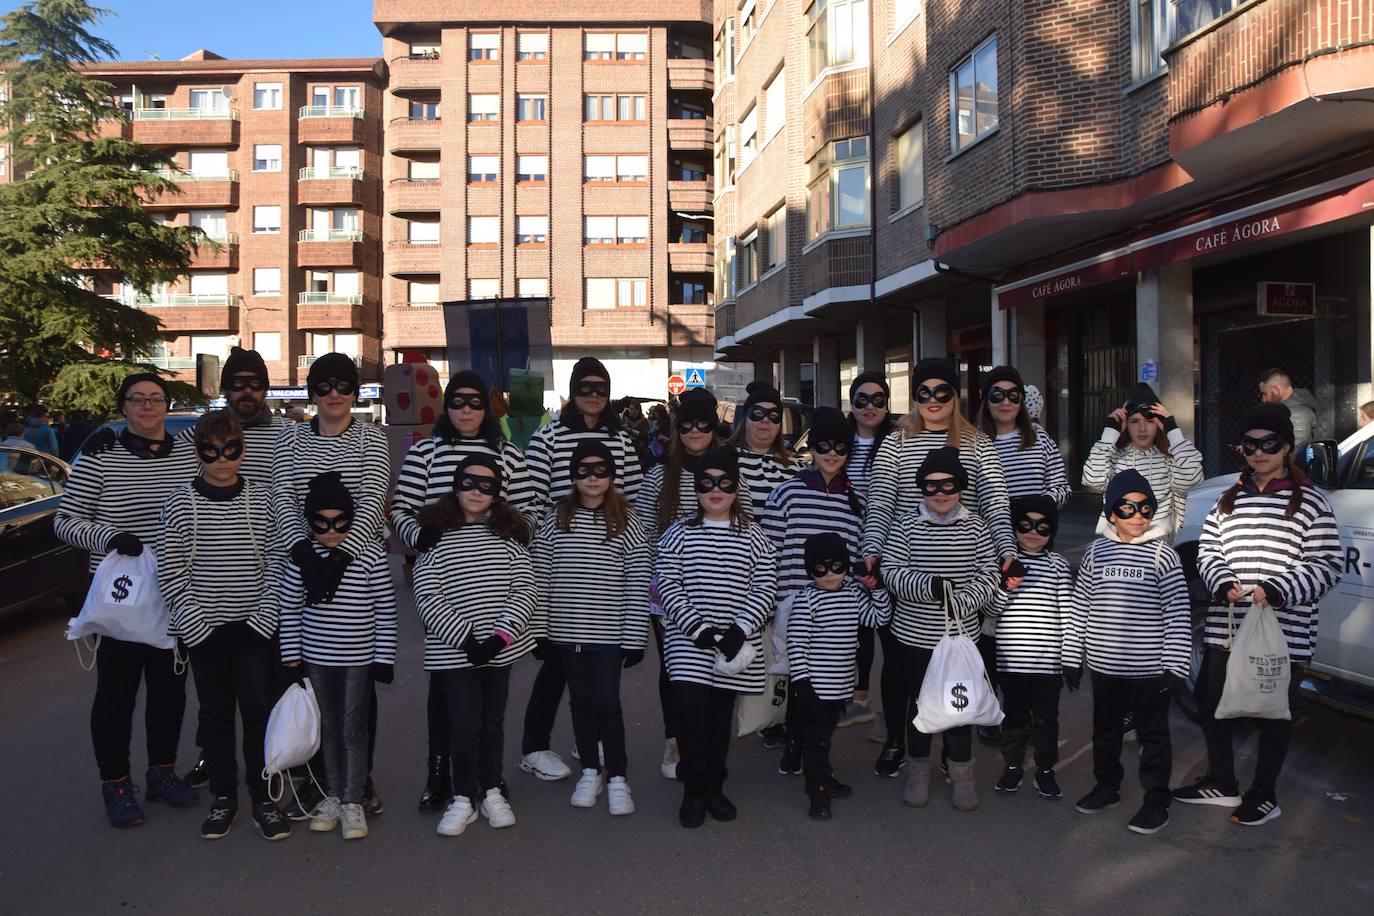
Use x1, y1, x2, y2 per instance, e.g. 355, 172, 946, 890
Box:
531, 507, 651, 648
986, 547, 1073, 675
412, 523, 537, 670
992, 426, 1072, 507
846, 433, 886, 502
279, 540, 398, 666
880, 505, 999, 649
270, 417, 391, 556
1063, 526, 1191, 678
735, 447, 804, 517
176, 411, 286, 487
1197, 481, 1342, 660
657, 518, 777, 692
787, 581, 891, 700
56, 432, 200, 572
1082, 426, 1203, 533
157, 478, 278, 647
862, 428, 1014, 561
761, 474, 864, 598
525, 417, 643, 517
391, 435, 537, 549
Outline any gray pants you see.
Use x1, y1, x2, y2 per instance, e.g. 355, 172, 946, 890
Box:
307, 663, 371, 805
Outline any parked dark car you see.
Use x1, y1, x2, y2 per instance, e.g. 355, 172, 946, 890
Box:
0, 445, 86, 619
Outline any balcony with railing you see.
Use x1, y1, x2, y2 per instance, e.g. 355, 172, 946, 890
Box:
123, 292, 241, 332
668, 178, 712, 212
190, 232, 239, 269
668, 117, 713, 151
297, 166, 366, 206
386, 240, 441, 275
297, 229, 368, 268
297, 354, 364, 368
389, 55, 442, 95
129, 107, 240, 146
141, 169, 240, 210
141, 356, 199, 371
387, 117, 442, 154
296, 292, 371, 330
667, 58, 713, 93
668, 241, 712, 273
297, 106, 368, 144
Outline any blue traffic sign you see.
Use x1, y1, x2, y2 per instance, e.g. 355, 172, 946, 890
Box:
683, 367, 707, 389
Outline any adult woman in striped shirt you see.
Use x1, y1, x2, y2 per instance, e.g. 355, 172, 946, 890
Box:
658, 445, 778, 828
728, 381, 804, 516
391, 369, 535, 812
55, 373, 201, 828
1175, 403, 1342, 827
635, 387, 721, 779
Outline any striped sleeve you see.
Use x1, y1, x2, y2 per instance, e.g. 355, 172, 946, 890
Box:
413, 549, 474, 650
54, 453, 117, 553
530, 514, 555, 641
736, 525, 779, 636
1165, 428, 1205, 496
1267, 496, 1343, 611
390, 437, 435, 549
1196, 500, 1237, 597
339, 424, 391, 558
971, 434, 1014, 559
1160, 554, 1192, 677
859, 584, 892, 628
278, 561, 306, 663
760, 484, 787, 580
860, 432, 902, 558
1063, 545, 1093, 668
496, 540, 537, 639
1080, 428, 1118, 493
620, 515, 652, 650
270, 423, 306, 548
370, 555, 399, 665
523, 423, 555, 519
636, 464, 665, 544
657, 524, 708, 637
156, 489, 207, 646
878, 515, 927, 604
1038, 426, 1073, 508
952, 525, 1000, 617
615, 428, 644, 503
500, 441, 539, 523
786, 590, 816, 682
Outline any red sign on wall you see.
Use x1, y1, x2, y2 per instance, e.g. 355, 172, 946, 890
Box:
1257, 282, 1315, 317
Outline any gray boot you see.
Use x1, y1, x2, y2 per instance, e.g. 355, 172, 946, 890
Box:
902, 758, 930, 808
949, 761, 979, 811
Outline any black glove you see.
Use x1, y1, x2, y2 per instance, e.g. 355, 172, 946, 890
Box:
531, 637, 550, 661
371, 663, 395, 684
789, 677, 816, 706
1162, 671, 1188, 695
107, 532, 144, 556
474, 635, 506, 665
290, 539, 329, 605
692, 626, 722, 650
1160, 414, 1178, 432
461, 633, 487, 666
82, 426, 118, 457
1259, 579, 1287, 609
316, 547, 353, 602
622, 649, 645, 669
927, 575, 953, 605
414, 525, 441, 553
717, 624, 747, 662
1215, 581, 1240, 605
999, 558, 1027, 591
282, 664, 306, 687
1104, 413, 1122, 432
1062, 666, 1083, 692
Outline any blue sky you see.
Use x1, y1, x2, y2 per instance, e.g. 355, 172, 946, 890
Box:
1, 0, 382, 61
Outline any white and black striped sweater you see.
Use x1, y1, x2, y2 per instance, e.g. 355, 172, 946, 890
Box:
279, 540, 398, 666
56, 434, 201, 572
1197, 482, 1342, 660
412, 524, 537, 670
391, 435, 537, 549
657, 518, 777, 692
1063, 524, 1191, 678
636, 461, 701, 548
862, 428, 1014, 561
986, 547, 1073, 675
880, 505, 1000, 649
1082, 427, 1203, 534
157, 478, 278, 647
532, 507, 651, 648
175, 411, 286, 486
846, 433, 887, 502
271, 418, 391, 557
787, 581, 891, 700
991, 425, 1072, 507
525, 417, 643, 518
735, 447, 804, 517
762, 475, 864, 598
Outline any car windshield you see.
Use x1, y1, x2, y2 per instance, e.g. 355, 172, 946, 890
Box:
0, 448, 59, 508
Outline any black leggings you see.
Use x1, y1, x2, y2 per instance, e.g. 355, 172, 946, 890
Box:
878, 626, 908, 751
561, 648, 628, 777
91, 637, 188, 780
899, 643, 972, 763
521, 651, 567, 755
1198, 647, 1301, 794
671, 681, 736, 795
856, 625, 875, 693
652, 616, 675, 739
445, 665, 512, 801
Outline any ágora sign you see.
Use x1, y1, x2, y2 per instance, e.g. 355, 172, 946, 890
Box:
1257, 282, 1315, 318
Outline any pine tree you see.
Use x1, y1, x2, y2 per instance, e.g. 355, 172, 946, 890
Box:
0, 0, 204, 407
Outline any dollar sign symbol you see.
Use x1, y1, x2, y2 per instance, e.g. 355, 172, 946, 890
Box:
111, 575, 132, 602
950, 682, 969, 711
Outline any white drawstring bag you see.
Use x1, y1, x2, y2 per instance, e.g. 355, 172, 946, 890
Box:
768, 594, 796, 676
914, 595, 1003, 734
67, 549, 174, 652
1215, 601, 1292, 721
735, 636, 787, 737
263, 678, 322, 802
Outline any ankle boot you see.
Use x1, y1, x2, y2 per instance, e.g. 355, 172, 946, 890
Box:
949, 761, 979, 811
418, 755, 452, 812
679, 784, 706, 829
902, 758, 931, 808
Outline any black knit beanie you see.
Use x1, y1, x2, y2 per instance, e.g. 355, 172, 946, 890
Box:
849, 370, 890, 402
569, 438, 616, 480
445, 369, 490, 406
306, 352, 360, 390
220, 346, 268, 389
694, 444, 739, 482
1103, 469, 1156, 519
455, 452, 503, 489
804, 532, 849, 572
743, 380, 782, 411
916, 446, 968, 490
304, 470, 354, 515
981, 365, 1024, 399
1238, 403, 1295, 446
570, 356, 611, 389
808, 407, 852, 450
1125, 382, 1160, 410
1011, 494, 1058, 544
676, 388, 719, 427
912, 357, 959, 390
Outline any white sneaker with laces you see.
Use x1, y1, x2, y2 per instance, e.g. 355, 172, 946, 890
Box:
571, 769, 604, 808
309, 795, 342, 832
607, 776, 635, 816
340, 802, 367, 840
519, 749, 572, 781
480, 787, 516, 828
660, 739, 679, 780
436, 796, 477, 836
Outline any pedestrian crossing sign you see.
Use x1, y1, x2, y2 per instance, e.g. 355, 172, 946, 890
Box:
683, 367, 706, 389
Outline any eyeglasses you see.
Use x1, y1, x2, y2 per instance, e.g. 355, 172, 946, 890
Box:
695, 474, 739, 494
809, 559, 847, 576
987, 387, 1023, 405
1111, 499, 1155, 520
677, 419, 715, 434
447, 393, 485, 412
226, 377, 267, 393
457, 473, 500, 496
572, 460, 612, 479
852, 392, 887, 410
311, 378, 357, 398
915, 384, 955, 404
196, 439, 244, 463
746, 405, 782, 424
575, 381, 610, 399
1015, 518, 1055, 536
811, 440, 850, 456
124, 395, 168, 409
919, 478, 962, 495
1241, 434, 1285, 456
308, 512, 353, 534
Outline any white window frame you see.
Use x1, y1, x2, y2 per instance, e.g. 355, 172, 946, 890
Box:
468, 155, 499, 183
517, 32, 548, 60
617, 216, 649, 245
517, 94, 547, 122
469, 32, 500, 61
762, 67, 786, 146
1131, 0, 1178, 80
409, 280, 441, 306
408, 219, 441, 244
252, 331, 281, 361
739, 231, 758, 289
252, 267, 281, 296
584, 216, 616, 245
252, 143, 282, 172
469, 279, 500, 299
616, 32, 648, 60
617, 155, 648, 182
517, 278, 549, 298
468, 94, 499, 122
739, 104, 759, 171
949, 35, 999, 153
584, 155, 616, 182
895, 120, 924, 213
764, 205, 786, 271
252, 205, 281, 235
466, 217, 497, 245
252, 82, 282, 110
516, 215, 549, 245
585, 33, 615, 60
409, 159, 441, 181
517, 155, 547, 182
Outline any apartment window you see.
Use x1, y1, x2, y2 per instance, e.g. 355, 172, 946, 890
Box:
189, 88, 228, 113
764, 205, 786, 270
334, 271, 360, 296
805, 0, 871, 84
517, 32, 548, 61
739, 232, 758, 288
518, 278, 549, 298
892, 0, 920, 33
617, 216, 649, 244
717, 236, 738, 300
468, 155, 499, 184
252, 268, 281, 296
673, 278, 709, 305
252, 332, 281, 362
409, 280, 440, 306
410, 100, 440, 120
409, 43, 441, 59
896, 121, 924, 211
677, 218, 710, 243
253, 205, 281, 235
335, 147, 361, 171
585, 156, 615, 182
409, 159, 440, 181
517, 216, 548, 245
469, 32, 499, 61
1133, 0, 1178, 78
763, 67, 785, 146
330, 208, 359, 232
409, 220, 440, 244
586, 277, 646, 308
190, 273, 228, 296
469, 279, 500, 300
584, 216, 616, 245
805, 137, 869, 242
585, 33, 615, 60
740, 0, 756, 45
950, 36, 998, 152
714, 20, 736, 81
517, 156, 547, 183
0, 147, 7, 177
616, 33, 648, 60
585, 94, 615, 121
517, 95, 547, 122
189, 149, 229, 176
1176, 0, 1245, 37
190, 210, 228, 239
677, 159, 706, 182
469, 94, 499, 122
467, 217, 498, 245
252, 82, 281, 110
617, 155, 648, 182
252, 144, 282, 172
192, 335, 232, 360
617, 94, 647, 121
333, 86, 361, 111
739, 105, 758, 170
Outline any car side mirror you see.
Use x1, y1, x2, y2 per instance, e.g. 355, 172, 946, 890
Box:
1297, 439, 1338, 488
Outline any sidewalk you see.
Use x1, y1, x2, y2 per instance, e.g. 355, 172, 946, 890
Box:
1055, 491, 1103, 568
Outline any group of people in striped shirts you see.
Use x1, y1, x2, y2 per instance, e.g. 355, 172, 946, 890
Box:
57, 344, 1341, 840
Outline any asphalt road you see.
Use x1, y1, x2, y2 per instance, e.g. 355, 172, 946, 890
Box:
2, 542, 1372, 914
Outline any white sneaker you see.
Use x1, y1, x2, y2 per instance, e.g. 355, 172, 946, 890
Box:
607, 776, 635, 816
309, 795, 341, 832
519, 749, 572, 781
570, 769, 604, 808
866, 713, 887, 744
340, 802, 367, 840
436, 796, 477, 836
660, 739, 679, 780
837, 699, 876, 727
480, 787, 516, 828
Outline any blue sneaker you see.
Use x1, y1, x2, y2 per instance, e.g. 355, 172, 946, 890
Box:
145, 764, 199, 808
102, 777, 145, 828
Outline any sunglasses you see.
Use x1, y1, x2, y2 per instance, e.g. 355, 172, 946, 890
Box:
1241, 434, 1285, 456
1015, 518, 1055, 536
226, 377, 267, 393
1111, 499, 1155, 520
852, 392, 887, 410
308, 512, 353, 534
196, 439, 244, 463
810, 559, 847, 576
811, 440, 850, 456
447, 393, 485, 412
311, 378, 357, 398
915, 384, 955, 404
987, 387, 1022, 405
747, 405, 782, 424
919, 478, 963, 496
124, 395, 168, 409
695, 475, 739, 494
572, 460, 612, 479
575, 382, 610, 399
677, 418, 715, 434
457, 473, 500, 496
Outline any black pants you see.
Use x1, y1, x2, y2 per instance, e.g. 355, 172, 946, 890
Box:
91, 637, 188, 780
427, 671, 449, 757
999, 672, 1061, 769
877, 625, 908, 751
856, 625, 875, 693
978, 633, 1001, 694
188, 635, 275, 802
561, 648, 628, 777
652, 617, 675, 739
899, 643, 973, 763
794, 683, 844, 795
1091, 672, 1172, 807
671, 681, 736, 795
521, 650, 566, 755
1198, 647, 1300, 794
444, 665, 512, 802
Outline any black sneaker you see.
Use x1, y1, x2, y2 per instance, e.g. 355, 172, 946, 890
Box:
995, 766, 1024, 793
757, 724, 787, 749
1231, 788, 1282, 826
200, 796, 238, 839
184, 757, 210, 790
808, 788, 832, 821
679, 790, 706, 829
1128, 803, 1170, 835
704, 791, 737, 822
283, 779, 324, 822
874, 743, 905, 778
778, 742, 802, 776
1074, 784, 1121, 814
1172, 775, 1242, 808
252, 801, 292, 841
828, 777, 853, 799
362, 778, 383, 817
1034, 768, 1062, 799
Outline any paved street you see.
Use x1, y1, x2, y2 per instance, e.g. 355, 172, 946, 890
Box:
2, 537, 1372, 915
